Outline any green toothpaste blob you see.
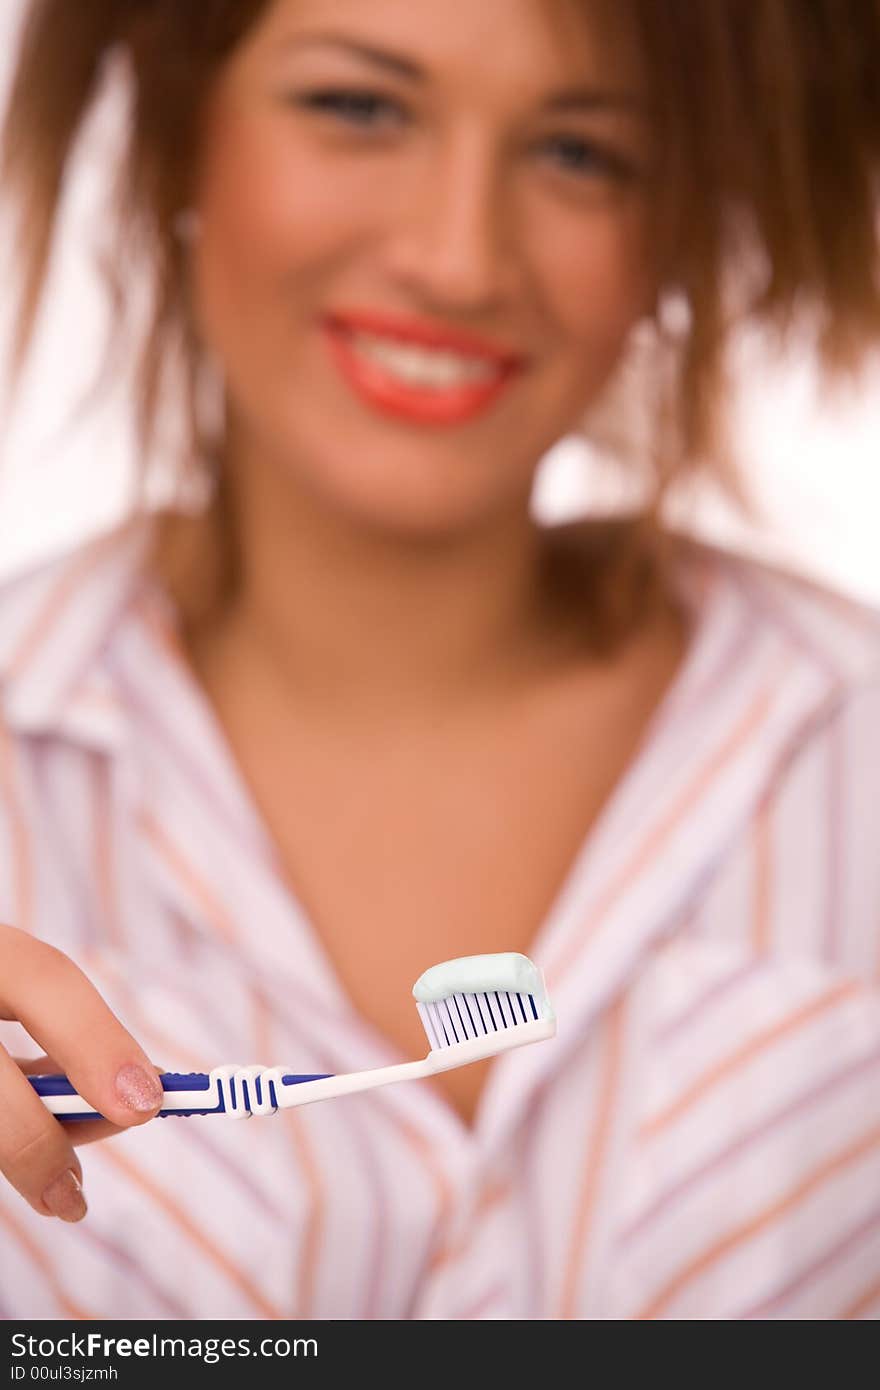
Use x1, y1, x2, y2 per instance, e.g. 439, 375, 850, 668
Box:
412, 952, 554, 1021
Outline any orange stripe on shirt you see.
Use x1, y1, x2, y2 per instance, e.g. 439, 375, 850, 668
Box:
71, 687, 125, 711
90, 755, 123, 951
0, 1203, 93, 1319
393, 1112, 456, 1281
132, 589, 191, 670
751, 785, 773, 953
425, 1176, 513, 1273
546, 667, 784, 989
250, 983, 325, 1319
840, 1276, 880, 1319
5, 523, 134, 683
135, 807, 239, 943
640, 979, 860, 1138
634, 1122, 880, 1319
79, 950, 212, 1074
557, 993, 627, 1319
0, 720, 34, 935
99, 1143, 285, 1320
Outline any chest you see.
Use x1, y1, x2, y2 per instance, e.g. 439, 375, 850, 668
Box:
201, 674, 674, 1128
258, 758, 594, 1127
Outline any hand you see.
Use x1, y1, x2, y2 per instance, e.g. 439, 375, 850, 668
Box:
0, 922, 165, 1223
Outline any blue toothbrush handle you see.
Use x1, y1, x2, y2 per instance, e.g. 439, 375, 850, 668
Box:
27, 1071, 214, 1119
28, 1069, 335, 1120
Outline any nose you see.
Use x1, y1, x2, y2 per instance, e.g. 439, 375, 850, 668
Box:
382, 128, 520, 313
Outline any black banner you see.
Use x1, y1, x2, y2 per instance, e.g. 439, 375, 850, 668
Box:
0, 1321, 556, 1383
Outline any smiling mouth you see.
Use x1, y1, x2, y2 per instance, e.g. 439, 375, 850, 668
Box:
325, 309, 527, 367
342, 328, 505, 388
322, 319, 524, 426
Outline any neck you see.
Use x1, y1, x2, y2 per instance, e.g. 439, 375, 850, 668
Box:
168, 444, 588, 727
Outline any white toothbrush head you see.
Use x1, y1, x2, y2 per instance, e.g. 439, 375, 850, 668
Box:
412, 951, 556, 1070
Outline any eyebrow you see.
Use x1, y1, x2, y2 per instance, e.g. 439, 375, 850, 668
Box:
277, 33, 647, 114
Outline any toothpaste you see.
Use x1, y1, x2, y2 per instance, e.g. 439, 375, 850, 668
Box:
412, 952, 554, 1020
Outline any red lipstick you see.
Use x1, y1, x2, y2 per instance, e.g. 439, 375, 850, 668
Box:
321, 311, 527, 426
325, 309, 526, 367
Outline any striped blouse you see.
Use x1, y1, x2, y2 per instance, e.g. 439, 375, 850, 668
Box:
0, 512, 878, 1321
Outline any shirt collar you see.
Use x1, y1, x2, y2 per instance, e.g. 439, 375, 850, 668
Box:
0, 514, 157, 752
1, 517, 878, 755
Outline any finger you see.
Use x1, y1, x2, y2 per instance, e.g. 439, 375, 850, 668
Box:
13, 1055, 63, 1076
13, 1056, 156, 1146
1, 925, 164, 1129
15, 1055, 166, 1078
65, 1117, 127, 1147
0, 1044, 87, 1221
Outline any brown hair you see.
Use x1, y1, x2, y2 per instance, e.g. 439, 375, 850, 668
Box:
2, 0, 880, 647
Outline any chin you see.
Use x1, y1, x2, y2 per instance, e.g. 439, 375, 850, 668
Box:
291, 443, 532, 542
322, 485, 513, 544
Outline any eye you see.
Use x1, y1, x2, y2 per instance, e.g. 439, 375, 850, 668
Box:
288, 89, 639, 183
540, 134, 637, 183
291, 88, 406, 130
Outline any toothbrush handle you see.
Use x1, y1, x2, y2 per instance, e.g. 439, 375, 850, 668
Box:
156, 1070, 334, 1117
28, 1071, 333, 1120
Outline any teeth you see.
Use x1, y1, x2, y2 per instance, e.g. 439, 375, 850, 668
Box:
348, 331, 501, 389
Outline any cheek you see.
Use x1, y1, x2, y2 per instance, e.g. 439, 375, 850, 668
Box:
192, 104, 358, 305
542, 203, 655, 357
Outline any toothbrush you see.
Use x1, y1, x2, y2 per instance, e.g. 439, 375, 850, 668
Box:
29, 952, 555, 1120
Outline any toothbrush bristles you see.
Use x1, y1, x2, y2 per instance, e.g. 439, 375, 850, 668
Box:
416, 990, 542, 1050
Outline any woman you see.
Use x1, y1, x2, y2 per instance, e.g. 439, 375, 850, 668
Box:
0, 0, 878, 1319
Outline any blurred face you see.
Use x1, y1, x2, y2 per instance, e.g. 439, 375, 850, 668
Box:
190, 0, 658, 536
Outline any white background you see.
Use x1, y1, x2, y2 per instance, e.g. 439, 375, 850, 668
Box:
1, 0, 879, 602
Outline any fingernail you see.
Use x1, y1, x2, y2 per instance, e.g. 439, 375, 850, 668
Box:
114, 1063, 164, 1113
42, 1169, 87, 1222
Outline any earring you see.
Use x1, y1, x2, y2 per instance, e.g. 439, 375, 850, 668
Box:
172, 208, 203, 244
